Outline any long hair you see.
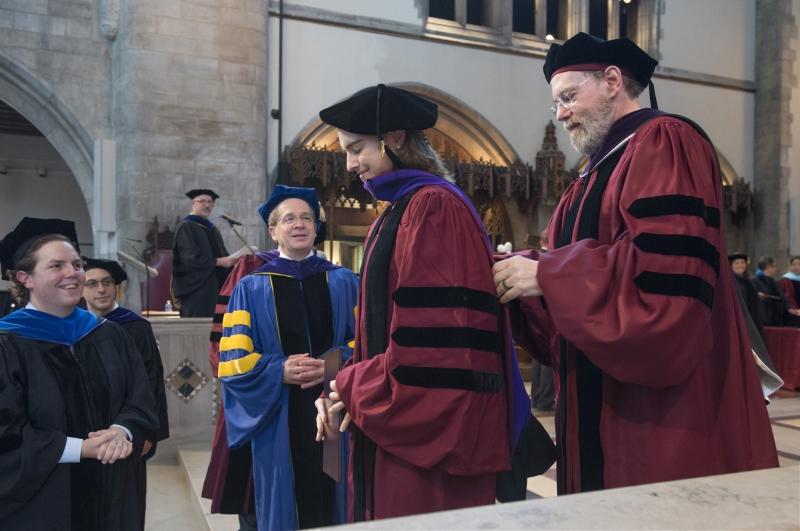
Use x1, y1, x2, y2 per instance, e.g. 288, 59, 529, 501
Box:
6, 234, 78, 305
394, 130, 454, 183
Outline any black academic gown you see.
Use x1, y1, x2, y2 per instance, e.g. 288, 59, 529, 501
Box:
733, 273, 767, 336
0, 291, 15, 317
750, 275, 789, 326
0, 321, 158, 531
107, 307, 170, 528
172, 217, 230, 317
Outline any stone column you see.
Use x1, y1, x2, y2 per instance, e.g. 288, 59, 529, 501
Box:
110, 0, 268, 256
753, 0, 795, 264
565, 0, 589, 37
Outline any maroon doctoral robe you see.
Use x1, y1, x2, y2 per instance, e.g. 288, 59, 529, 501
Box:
336, 183, 511, 521
514, 111, 778, 494
778, 276, 800, 310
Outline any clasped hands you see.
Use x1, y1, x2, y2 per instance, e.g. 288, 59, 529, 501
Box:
314, 380, 350, 442
492, 255, 543, 303
283, 353, 325, 389
80, 426, 133, 464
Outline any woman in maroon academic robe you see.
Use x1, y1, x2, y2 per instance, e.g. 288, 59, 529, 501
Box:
314, 84, 540, 522
494, 33, 778, 494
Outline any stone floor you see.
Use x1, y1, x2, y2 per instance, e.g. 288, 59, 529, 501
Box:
144, 395, 800, 531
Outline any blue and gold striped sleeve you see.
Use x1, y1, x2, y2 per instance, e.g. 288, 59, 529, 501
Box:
218, 294, 262, 379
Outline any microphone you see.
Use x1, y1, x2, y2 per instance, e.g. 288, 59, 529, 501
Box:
125, 237, 143, 243
220, 213, 242, 226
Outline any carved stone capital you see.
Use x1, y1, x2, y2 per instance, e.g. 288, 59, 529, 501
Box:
98, 0, 121, 41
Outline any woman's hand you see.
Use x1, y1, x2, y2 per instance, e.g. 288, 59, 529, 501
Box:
314, 397, 330, 442
328, 380, 351, 433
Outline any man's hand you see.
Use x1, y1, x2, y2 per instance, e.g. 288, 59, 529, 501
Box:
789, 308, 800, 317
298, 356, 324, 389
328, 380, 351, 433
216, 255, 237, 268
283, 354, 324, 388
87, 427, 133, 464
492, 255, 543, 303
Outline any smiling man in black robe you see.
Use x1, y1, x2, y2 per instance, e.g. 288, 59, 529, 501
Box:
0, 217, 158, 530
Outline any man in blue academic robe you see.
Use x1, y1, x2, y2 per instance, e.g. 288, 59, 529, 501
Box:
218, 185, 358, 530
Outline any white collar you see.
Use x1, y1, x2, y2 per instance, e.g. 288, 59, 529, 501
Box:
278, 249, 314, 261
93, 301, 118, 318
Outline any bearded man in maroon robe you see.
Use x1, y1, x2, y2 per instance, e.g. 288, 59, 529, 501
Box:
493, 32, 778, 494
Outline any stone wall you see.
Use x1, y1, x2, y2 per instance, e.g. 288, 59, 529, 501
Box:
754, 0, 795, 264
112, 0, 269, 251
0, 0, 112, 201
0, 0, 269, 255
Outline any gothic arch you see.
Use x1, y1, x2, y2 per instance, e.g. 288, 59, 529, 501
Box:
0, 51, 94, 205
716, 150, 736, 186
290, 82, 521, 165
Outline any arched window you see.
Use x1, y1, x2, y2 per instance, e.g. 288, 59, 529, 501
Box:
430, 0, 456, 20
589, 0, 608, 39
428, 0, 488, 27
619, 0, 639, 39
285, 84, 527, 270
512, 0, 536, 35
467, 0, 486, 25
428, 0, 657, 56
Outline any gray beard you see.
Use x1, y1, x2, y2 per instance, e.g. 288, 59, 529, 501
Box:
566, 98, 615, 156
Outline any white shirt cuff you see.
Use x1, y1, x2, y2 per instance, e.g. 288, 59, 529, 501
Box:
111, 424, 132, 441
59, 437, 83, 463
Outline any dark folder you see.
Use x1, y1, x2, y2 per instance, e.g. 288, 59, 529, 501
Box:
322, 347, 343, 481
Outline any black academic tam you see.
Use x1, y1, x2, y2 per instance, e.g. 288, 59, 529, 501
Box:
83, 256, 128, 284
186, 189, 220, 200
543, 32, 658, 86
319, 84, 438, 135
0, 217, 79, 274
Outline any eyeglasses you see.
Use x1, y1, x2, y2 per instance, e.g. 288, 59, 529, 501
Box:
84, 278, 115, 289
278, 214, 315, 226
193, 199, 215, 205
549, 77, 592, 115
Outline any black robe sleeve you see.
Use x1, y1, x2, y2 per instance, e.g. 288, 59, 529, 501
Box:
122, 320, 169, 453
0, 335, 67, 521
107, 326, 159, 457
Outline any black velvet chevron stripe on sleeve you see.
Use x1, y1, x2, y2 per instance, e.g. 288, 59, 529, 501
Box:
392, 286, 498, 315
627, 195, 720, 228
392, 365, 503, 393
391, 326, 501, 353
632, 233, 720, 276
634, 271, 714, 309
209, 330, 222, 342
